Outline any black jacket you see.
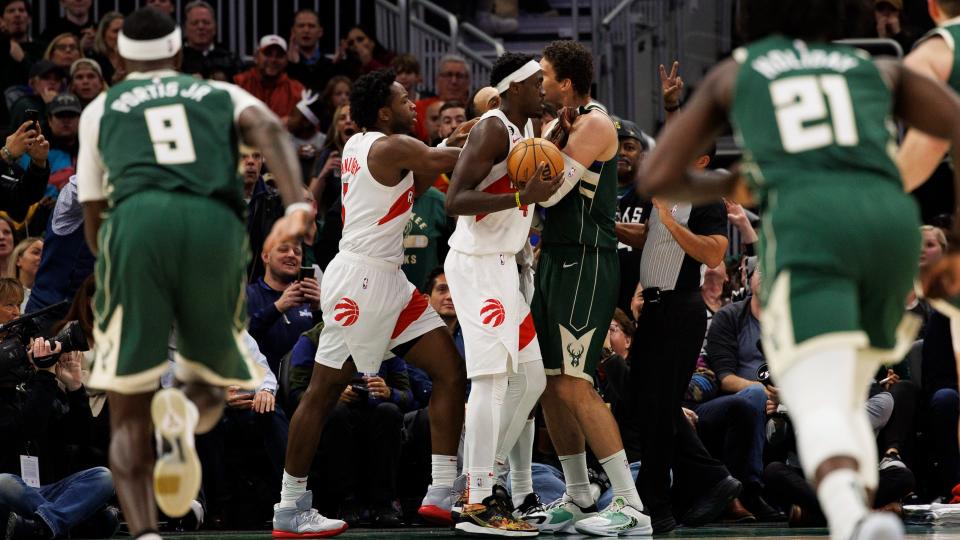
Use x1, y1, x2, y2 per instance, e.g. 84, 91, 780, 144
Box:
0, 158, 49, 222
704, 297, 755, 383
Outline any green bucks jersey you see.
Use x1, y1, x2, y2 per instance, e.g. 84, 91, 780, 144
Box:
920, 20, 960, 91
730, 36, 902, 199
76, 70, 266, 217
541, 102, 618, 249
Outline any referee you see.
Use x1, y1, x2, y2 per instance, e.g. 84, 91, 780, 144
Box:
615, 136, 738, 530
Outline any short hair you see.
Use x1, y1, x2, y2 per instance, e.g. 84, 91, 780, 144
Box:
922, 224, 949, 251
293, 8, 320, 24
438, 54, 468, 72
490, 52, 535, 89
0, 0, 29, 15
122, 6, 176, 41
612, 308, 635, 338
439, 100, 465, 114
939, 0, 960, 17
737, 0, 870, 42
423, 266, 445, 294
350, 69, 396, 131
0, 277, 24, 307
542, 40, 593, 96
391, 53, 421, 75
184, 0, 214, 19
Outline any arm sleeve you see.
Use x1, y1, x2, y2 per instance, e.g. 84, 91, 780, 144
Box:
688, 201, 728, 238
76, 93, 108, 203
704, 303, 742, 382
539, 154, 587, 208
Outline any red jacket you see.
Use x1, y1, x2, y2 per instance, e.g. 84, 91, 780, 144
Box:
234, 69, 305, 119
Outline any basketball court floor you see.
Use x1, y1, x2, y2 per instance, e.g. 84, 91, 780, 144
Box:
149, 527, 960, 539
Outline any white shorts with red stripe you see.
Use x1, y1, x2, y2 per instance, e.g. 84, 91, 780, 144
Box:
444, 249, 541, 378
314, 250, 445, 374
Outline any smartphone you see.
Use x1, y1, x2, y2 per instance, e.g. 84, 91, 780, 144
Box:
24, 109, 40, 130
299, 266, 316, 281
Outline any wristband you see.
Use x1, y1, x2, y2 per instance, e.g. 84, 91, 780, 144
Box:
0, 146, 14, 163
285, 202, 312, 216
515, 191, 522, 208
664, 103, 680, 112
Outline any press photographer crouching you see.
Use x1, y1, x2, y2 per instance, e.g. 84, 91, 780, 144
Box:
0, 278, 117, 540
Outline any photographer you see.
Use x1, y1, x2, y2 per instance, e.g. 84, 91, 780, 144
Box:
1, 119, 50, 222
0, 321, 116, 540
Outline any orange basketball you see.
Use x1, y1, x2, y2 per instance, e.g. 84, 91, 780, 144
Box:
507, 138, 565, 189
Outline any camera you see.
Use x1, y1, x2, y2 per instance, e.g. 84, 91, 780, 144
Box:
0, 302, 86, 383
757, 362, 773, 387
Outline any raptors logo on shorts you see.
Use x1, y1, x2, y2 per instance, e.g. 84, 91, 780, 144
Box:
480, 299, 506, 327
334, 297, 360, 326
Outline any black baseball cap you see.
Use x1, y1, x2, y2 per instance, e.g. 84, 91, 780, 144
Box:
29, 60, 65, 79
612, 116, 653, 151
47, 93, 82, 115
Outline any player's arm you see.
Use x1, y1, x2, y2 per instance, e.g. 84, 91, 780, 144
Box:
76, 94, 107, 255
540, 112, 615, 208
374, 134, 461, 194
896, 37, 954, 192
445, 118, 561, 216
639, 59, 739, 203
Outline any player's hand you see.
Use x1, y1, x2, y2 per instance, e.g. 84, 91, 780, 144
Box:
446, 118, 479, 148
226, 386, 255, 410
298, 277, 321, 311
339, 385, 360, 404
659, 61, 684, 110
55, 351, 84, 391
5, 120, 39, 160
922, 252, 960, 300
546, 107, 578, 149
275, 281, 306, 312
614, 222, 647, 249
364, 376, 392, 400
252, 389, 276, 413
265, 210, 311, 263
519, 162, 564, 205
27, 134, 49, 166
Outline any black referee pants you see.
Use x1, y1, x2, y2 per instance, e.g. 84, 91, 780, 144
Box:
617, 289, 729, 517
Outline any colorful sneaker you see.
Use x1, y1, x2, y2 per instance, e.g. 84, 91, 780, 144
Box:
451, 474, 468, 521
513, 493, 549, 528
151, 388, 201, 518
538, 494, 598, 534
272, 491, 348, 538
454, 492, 538, 537
574, 496, 652, 537
419, 484, 457, 525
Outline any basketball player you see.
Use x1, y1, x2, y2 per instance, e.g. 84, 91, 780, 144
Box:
638, 1, 960, 539
532, 40, 653, 536
76, 8, 310, 540
443, 52, 563, 536
273, 68, 470, 538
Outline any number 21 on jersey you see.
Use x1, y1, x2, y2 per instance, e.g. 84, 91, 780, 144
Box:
144, 104, 197, 164
770, 74, 859, 154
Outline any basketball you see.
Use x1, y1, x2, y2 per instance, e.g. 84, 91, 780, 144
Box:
507, 138, 565, 189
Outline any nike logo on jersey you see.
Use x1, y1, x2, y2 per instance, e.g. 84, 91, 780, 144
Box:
562, 262, 578, 269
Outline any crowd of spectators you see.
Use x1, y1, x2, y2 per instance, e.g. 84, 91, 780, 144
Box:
0, 0, 958, 537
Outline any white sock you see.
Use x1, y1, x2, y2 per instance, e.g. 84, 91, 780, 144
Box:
509, 419, 535, 507
431, 454, 458, 488
559, 452, 593, 508
817, 469, 868, 540
279, 470, 308, 508
599, 450, 642, 509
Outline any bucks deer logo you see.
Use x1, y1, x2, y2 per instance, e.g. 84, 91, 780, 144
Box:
480, 299, 506, 328
334, 298, 360, 326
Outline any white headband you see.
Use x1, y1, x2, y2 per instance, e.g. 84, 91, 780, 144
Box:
296, 90, 321, 128
117, 27, 182, 61
495, 60, 541, 94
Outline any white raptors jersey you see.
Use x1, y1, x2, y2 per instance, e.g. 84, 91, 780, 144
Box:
448, 109, 536, 256
338, 131, 415, 264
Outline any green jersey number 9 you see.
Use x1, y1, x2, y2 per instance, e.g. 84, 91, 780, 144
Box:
145, 104, 197, 165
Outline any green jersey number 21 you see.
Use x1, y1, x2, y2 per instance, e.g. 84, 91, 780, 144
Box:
145, 104, 197, 165
771, 74, 859, 154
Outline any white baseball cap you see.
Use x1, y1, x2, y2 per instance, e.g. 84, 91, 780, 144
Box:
259, 34, 287, 52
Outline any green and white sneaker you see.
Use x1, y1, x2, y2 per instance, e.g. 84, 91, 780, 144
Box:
573, 496, 652, 537
538, 494, 598, 534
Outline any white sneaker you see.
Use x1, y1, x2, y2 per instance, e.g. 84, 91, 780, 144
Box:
151, 388, 201, 518
273, 491, 348, 538
514, 493, 549, 528
851, 512, 904, 540
539, 493, 598, 534
574, 496, 652, 537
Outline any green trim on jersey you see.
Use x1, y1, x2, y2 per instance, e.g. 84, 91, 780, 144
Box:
540, 102, 618, 249
99, 74, 245, 217
730, 36, 902, 202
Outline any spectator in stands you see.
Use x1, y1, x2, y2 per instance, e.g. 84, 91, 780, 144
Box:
437, 100, 466, 139
181, 0, 240, 80
0, 120, 49, 224
920, 309, 960, 500
0, 276, 19, 319
335, 25, 395, 80
392, 53, 422, 102
43, 33, 83, 70
0, 0, 44, 130
240, 145, 264, 203
612, 117, 650, 311
700, 268, 784, 521
9, 60, 64, 134
873, 0, 913, 54
310, 103, 355, 216
7, 236, 40, 309
41, 0, 96, 48
286, 9, 340, 92
246, 239, 321, 376
0, 219, 14, 278
20, 92, 79, 189
315, 75, 351, 134
68, 58, 105, 107
287, 91, 327, 185
235, 35, 304, 120
414, 54, 470, 141
87, 12, 121, 84
598, 308, 633, 412
402, 187, 450, 292
424, 100, 445, 146
629, 281, 644, 321
145, 0, 174, 16
471, 86, 500, 117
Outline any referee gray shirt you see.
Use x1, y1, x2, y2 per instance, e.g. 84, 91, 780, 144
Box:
638, 201, 728, 292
